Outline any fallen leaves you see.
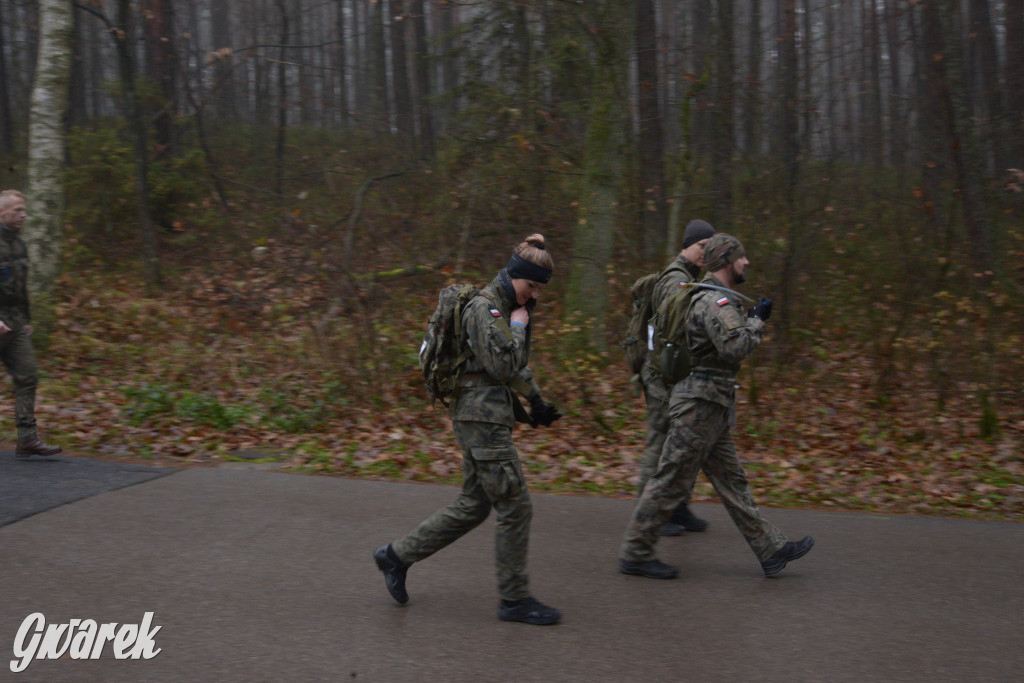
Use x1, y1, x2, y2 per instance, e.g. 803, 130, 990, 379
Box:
22, 232, 1023, 522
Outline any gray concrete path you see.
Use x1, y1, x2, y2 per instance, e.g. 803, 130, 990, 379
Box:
1, 456, 1022, 682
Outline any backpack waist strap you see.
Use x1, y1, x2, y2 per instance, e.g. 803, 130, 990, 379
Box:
689, 371, 735, 385
459, 372, 504, 388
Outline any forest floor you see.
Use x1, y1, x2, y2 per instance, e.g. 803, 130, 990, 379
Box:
16, 230, 1024, 523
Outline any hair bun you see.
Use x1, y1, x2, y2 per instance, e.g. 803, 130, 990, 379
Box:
525, 233, 546, 250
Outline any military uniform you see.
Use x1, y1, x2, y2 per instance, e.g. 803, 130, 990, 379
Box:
621, 273, 789, 565
0, 225, 40, 441
391, 274, 541, 601
636, 255, 700, 493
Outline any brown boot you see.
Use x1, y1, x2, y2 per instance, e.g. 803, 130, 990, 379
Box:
16, 435, 62, 459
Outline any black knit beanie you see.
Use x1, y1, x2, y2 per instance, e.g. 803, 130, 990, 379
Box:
682, 219, 716, 249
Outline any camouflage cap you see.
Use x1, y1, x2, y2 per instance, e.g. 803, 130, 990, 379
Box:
703, 233, 746, 272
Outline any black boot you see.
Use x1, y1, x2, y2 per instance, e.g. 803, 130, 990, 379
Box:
760, 536, 815, 576
657, 522, 686, 536
373, 544, 410, 604
619, 558, 679, 579
498, 597, 561, 625
670, 505, 709, 532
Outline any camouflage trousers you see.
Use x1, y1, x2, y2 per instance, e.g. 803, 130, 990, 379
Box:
636, 373, 692, 509
621, 398, 787, 564
0, 329, 38, 440
391, 420, 532, 601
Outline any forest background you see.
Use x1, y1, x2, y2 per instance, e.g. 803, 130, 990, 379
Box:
1, 0, 1021, 520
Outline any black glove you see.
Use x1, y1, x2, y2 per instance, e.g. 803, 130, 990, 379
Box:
747, 298, 773, 322
529, 396, 562, 428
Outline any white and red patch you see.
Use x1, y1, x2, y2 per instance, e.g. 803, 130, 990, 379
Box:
490, 309, 502, 317
716, 297, 730, 306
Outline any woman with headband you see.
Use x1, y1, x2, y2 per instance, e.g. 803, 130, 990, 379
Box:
374, 234, 563, 625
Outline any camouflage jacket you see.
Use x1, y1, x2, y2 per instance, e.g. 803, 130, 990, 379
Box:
670, 274, 765, 408
640, 255, 701, 398
0, 226, 30, 330
450, 274, 541, 426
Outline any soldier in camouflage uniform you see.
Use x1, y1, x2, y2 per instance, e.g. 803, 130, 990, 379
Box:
637, 219, 716, 536
619, 234, 813, 579
0, 190, 62, 459
375, 234, 563, 625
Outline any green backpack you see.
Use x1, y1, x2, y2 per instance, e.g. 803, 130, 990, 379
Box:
419, 284, 485, 403
621, 261, 694, 376
621, 272, 660, 375
651, 283, 709, 385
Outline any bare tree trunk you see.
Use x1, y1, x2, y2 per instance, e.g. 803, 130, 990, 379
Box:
636, 0, 667, 258
919, 0, 950, 240
920, 0, 994, 276
368, 0, 388, 132
691, 0, 713, 160
934, 0, 994, 274
711, 0, 734, 228
411, 0, 433, 158
824, 0, 837, 158
438, 0, 457, 132
800, 0, 813, 159
25, 0, 73, 307
778, 0, 799, 206
884, 0, 906, 169
391, 0, 413, 149
1008, 0, 1024, 166
336, 0, 349, 128
274, 0, 289, 198
867, 0, 883, 165
569, 79, 622, 352
143, 0, 176, 154
566, 13, 626, 353
353, 0, 366, 124
68, 7, 87, 128
0, 10, 14, 155
968, 0, 1003, 172
210, 0, 236, 123
660, 0, 679, 154
743, 0, 761, 156
113, 0, 161, 286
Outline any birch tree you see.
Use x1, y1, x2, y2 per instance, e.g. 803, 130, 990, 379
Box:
25, 0, 73, 306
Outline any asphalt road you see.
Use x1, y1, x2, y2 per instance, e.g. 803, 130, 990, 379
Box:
2, 454, 1022, 681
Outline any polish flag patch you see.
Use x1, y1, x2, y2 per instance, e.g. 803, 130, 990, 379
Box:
716, 297, 730, 306
490, 309, 502, 317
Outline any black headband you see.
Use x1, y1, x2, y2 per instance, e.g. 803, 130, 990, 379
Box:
506, 253, 552, 284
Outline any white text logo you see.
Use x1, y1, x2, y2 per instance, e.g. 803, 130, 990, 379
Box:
10, 612, 162, 673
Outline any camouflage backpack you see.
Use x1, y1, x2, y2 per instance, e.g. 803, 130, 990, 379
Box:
419, 284, 490, 403
650, 283, 709, 385
621, 272, 661, 376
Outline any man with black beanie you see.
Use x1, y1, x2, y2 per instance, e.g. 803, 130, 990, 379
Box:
635, 219, 716, 535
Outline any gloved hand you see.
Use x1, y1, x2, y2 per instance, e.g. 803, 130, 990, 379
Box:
529, 396, 562, 428
747, 298, 773, 322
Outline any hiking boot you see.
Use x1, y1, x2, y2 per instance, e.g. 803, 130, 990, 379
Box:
498, 597, 561, 625
671, 505, 709, 532
373, 544, 409, 604
761, 536, 815, 576
657, 522, 686, 537
619, 558, 679, 579
15, 436, 62, 459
